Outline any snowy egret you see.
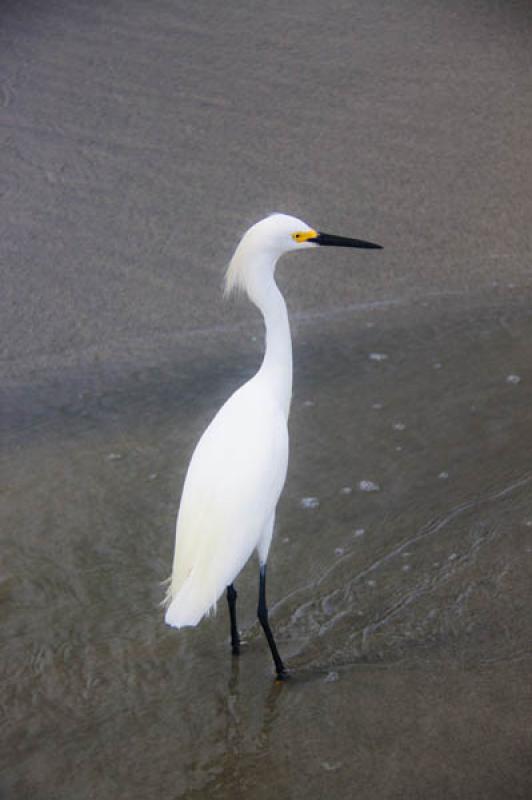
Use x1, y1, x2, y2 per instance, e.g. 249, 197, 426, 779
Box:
164, 213, 381, 678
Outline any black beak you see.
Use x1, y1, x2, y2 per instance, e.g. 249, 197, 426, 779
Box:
314, 231, 382, 249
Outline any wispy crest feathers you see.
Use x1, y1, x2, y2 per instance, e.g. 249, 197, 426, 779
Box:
224, 250, 247, 297
223, 214, 281, 298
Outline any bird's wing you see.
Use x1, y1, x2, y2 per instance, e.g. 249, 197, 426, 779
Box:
165, 384, 288, 624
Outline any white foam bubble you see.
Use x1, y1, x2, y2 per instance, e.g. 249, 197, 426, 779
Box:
358, 480, 380, 492
301, 496, 320, 509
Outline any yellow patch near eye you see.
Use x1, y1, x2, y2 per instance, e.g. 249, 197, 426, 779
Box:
291, 229, 318, 243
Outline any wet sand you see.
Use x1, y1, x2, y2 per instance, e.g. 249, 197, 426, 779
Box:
3, 292, 532, 799
2, 1, 532, 798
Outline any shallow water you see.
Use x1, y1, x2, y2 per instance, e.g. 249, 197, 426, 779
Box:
2, 290, 532, 799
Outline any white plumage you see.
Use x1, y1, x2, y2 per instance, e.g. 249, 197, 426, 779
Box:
164, 379, 288, 626
163, 213, 381, 677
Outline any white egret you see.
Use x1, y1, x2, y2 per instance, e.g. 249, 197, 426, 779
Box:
164, 213, 381, 678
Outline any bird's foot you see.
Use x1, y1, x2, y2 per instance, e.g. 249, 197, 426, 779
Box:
275, 668, 290, 683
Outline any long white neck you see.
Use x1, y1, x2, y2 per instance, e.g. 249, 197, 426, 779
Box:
247, 257, 292, 419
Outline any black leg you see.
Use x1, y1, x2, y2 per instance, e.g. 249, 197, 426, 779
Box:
226, 584, 240, 655
257, 564, 287, 680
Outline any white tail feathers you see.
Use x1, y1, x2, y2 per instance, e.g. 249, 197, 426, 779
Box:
163, 572, 218, 629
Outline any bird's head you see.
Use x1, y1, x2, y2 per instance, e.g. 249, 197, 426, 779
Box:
225, 212, 381, 296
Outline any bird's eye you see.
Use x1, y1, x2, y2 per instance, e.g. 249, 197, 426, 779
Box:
292, 232, 302, 241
